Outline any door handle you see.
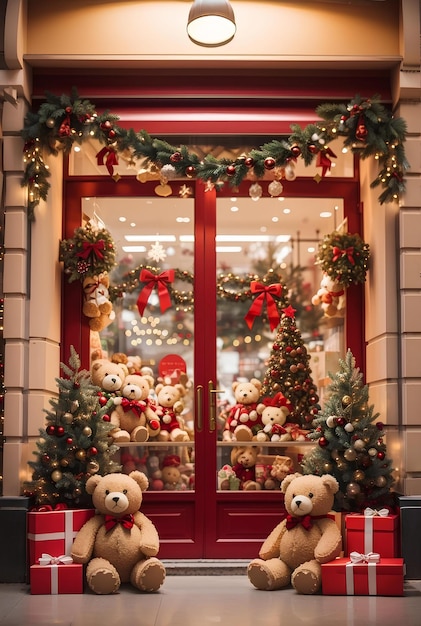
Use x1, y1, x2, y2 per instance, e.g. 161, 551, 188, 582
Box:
196, 385, 203, 432
208, 381, 224, 432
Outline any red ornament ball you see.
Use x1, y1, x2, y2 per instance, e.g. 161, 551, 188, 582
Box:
66, 437, 73, 445
99, 395, 108, 406
108, 129, 116, 139
336, 417, 346, 427
264, 157, 276, 170
102, 414, 111, 422
46, 425, 55, 436
318, 437, 328, 448
244, 157, 255, 168
226, 165, 236, 177
56, 426, 65, 437
65, 106, 72, 114
185, 166, 196, 178
308, 144, 318, 154
291, 145, 301, 157
88, 447, 98, 457
377, 451, 385, 460
100, 120, 112, 130
376, 422, 384, 431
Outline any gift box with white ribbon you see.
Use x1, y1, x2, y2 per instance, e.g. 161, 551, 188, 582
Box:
345, 507, 400, 558
30, 554, 83, 595
321, 552, 405, 596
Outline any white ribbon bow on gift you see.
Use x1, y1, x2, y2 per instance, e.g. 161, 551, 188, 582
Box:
38, 553, 73, 566
364, 507, 389, 517
349, 551, 381, 564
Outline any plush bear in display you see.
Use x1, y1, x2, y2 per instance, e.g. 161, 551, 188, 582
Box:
90, 357, 126, 402
247, 473, 342, 594
311, 272, 346, 318
154, 383, 190, 442
111, 374, 160, 443
71, 471, 166, 595
82, 273, 115, 331
230, 445, 261, 490
160, 454, 186, 491
255, 393, 293, 442
223, 378, 264, 442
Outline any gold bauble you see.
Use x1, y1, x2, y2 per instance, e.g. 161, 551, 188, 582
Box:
346, 482, 361, 497
60, 458, 69, 467
323, 462, 333, 472
353, 439, 366, 451
344, 448, 357, 462
75, 449, 86, 461
83, 426, 92, 437
51, 470, 62, 482
375, 475, 387, 487
50, 460, 59, 469
63, 412, 73, 424
342, 395, 352, 406
353, 470, 365, 482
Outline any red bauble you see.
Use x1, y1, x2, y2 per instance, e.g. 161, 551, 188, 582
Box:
285, 346, 292, 353
66, 437, 73, 445
98, 395, 108, 406
46, 425, 55, 436
65, 107, 72, 114
377, 451, 385, 460
376, 422, 384, 431
100, 120, 112, 130
356, 124, 368, 141
273, 343, 280, 351
290, 145, 301, 157
308, 144, 318, 154
337, 417, 346, 427
56, 426, 65, 437
88, 447, 98, 456
264, 157, 276, 170
170, 151, 182, 163
185, 166, 196, 178
244, 157, 255, 168
318, 437, 328, 448
108, 129, 116, 139
226, 165, 236, 177
102, 414, 111, 422
73, 382, 80, 389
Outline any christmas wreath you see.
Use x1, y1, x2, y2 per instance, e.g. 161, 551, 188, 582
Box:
60, 223, 116, 283
316, 231, 370, 287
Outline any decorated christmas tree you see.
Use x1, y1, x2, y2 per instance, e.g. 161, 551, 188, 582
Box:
26, 347, 120, 508
260, 305, 320, 429
301, 350, 395, 512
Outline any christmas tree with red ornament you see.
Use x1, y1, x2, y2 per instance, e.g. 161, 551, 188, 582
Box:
301, 349, 395, 512
260, 304, 321, 430
26, 347, 120, 508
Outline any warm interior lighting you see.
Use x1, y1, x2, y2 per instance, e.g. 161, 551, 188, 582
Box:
187, 0, 236, 47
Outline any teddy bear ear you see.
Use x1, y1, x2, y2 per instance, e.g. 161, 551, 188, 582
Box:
280, 472, 302, 493
142, 374, 154, 388
250, 378, 262, 389
155, 383, 163, 394
86, 474, 103, 494
129, 470, 149, 492
322, 473, 340, 494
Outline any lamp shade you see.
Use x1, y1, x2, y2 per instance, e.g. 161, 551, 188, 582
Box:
187, 0, 236, 47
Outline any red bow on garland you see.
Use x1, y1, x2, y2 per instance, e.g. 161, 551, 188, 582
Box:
244, 281, 282, 331
96, 146, 119, 176
137, 269, 175, 316
120, 398, 146, 416
285, 514, 313, 531
316, 147, 337, 177
76, 240, 105, 261
332, 246, 355, 265
104, 513, 135, 532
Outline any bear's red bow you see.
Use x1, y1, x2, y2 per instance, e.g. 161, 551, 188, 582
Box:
285, 514, 313, 531
104, 513, 135, 532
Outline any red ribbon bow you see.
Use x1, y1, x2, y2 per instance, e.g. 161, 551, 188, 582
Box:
137, 269, 174, 316
316, 147, 337, 177
76, 240, 105, 261
96, 146, 119, 176
332, 246, 355, 265
120, 398, 146, 417
244, 281, 282, 331
285, 514, 313, 531
104, 513, 135, 532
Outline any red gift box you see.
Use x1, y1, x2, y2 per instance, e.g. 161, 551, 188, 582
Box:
30, 557, 83, 594
345, 509, 400, 557
322, 555, 405, 596
28, 508, 95, 565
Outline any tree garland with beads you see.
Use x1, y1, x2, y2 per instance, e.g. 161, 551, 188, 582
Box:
21, 89, 409, 219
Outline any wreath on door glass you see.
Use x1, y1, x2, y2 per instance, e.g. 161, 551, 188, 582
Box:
21, 88, 409, 220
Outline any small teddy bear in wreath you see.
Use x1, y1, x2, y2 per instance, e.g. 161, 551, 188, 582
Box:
82, 272, 115, 331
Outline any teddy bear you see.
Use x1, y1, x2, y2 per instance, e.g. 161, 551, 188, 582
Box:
247, 472, 342, 594
222, 378, 264, 441
230, 445, 261, 490
82, 272, 115, 331
311, 272, 346, 318
255, 393, 293, 442
153, 383, 190, 442
90, 357, 126, 403
111, 374, 161, 443
160, 454, 186, 491
71, 471, 166, 595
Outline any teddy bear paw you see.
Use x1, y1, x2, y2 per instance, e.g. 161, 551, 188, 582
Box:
247, 561, 273, 590
131, 557, 166, 592
86, 559, 120, 595
112, 430, 131, 443
132, 426, 149, 442
291, 566, 321, 595
233, 425, 253, 441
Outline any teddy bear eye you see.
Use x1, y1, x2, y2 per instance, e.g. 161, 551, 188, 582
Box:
105, 490, 110, 495
123, 489, 128, 494
308, 492, 314, 498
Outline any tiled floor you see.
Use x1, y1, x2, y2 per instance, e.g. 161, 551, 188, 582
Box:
1, 572, 421, 626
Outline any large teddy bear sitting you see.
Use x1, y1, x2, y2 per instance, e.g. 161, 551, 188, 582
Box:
247, 473, 342, 594
71, 471, 166, 595
111, 374, 161, 442
223, 378, 263, 441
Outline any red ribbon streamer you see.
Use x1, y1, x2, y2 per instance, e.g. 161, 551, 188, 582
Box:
332, 246, 355, 265
137, 269, 175, 316
316, 147, 337, 176
76, 240, 105, 261
244, 281, 282, 331
104, 513, 135, 532
96, 146, 119, 176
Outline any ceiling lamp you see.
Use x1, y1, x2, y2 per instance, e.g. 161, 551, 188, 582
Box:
187, 0, 236, 47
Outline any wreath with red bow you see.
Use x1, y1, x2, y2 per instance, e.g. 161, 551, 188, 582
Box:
316, 231, 370, 287
60, 222, 116, 282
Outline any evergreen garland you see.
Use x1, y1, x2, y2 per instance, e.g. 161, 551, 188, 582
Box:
316, 231, 370, 287
21, 90, 409, 219
60, 222, 116, 282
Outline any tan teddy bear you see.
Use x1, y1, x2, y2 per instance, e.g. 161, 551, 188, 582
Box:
71, 471, 166, 595
230, 445, 261, 490
154, 383, 189, 442
247, 472, 342, 594
223, 378, 264, 442
90, 357, 126, 402
111, 374, 161, 443
311, 272, 346, 318
255, 393, 293, 442
82, 272, 115, 331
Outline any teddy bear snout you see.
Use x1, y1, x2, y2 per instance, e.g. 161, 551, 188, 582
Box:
105, 491, 129, 512
290, 494, 313, 516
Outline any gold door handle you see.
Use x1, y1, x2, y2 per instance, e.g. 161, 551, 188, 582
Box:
208, 381, 224, 431
196, 385, 203, 432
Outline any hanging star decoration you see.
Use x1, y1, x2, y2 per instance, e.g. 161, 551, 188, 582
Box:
282, 305, 297, 318
147, 241, 167, 263
179, 184, 193, 198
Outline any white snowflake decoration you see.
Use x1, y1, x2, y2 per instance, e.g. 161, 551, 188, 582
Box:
148, 241, 167, 263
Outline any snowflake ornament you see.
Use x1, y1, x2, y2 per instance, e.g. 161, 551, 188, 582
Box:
148, 241, 167, 263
